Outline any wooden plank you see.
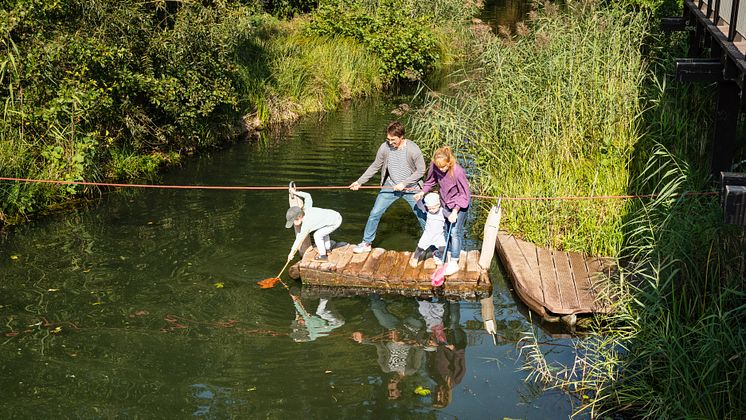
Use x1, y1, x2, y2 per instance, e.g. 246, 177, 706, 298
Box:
372, 251, 399, 282
400, 253, 422, 287
496, 234, 548, 317
568, 251, 593, 308
552, 251, 581, 310
515, 237, 540, 272
341, 251, 370, 277
464, 250, 481, 283
585, 256, 612, 313
328, 244, 354, 271
302, 248, 322, 270
419, 256, 437, 282
359, 248, 385, 278
536, 247, 562, 312
386, 251, 411, 282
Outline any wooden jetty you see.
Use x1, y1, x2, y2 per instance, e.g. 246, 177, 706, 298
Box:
496, 233, 614, 320
288, 245, 492, 300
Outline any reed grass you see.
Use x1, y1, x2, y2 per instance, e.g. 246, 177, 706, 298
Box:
412, 0, 745, 417
254, 19, 384, 124
556, 142, 746, 418
412, 1, 648, 256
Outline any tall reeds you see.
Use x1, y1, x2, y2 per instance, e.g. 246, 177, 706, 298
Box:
413, 0, 745, 416
412, 1, 648, 256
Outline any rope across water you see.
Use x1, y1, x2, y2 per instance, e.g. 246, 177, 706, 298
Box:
0, 177, 718, 201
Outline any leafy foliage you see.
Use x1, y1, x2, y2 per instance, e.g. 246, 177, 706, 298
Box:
1, 0, 264, 220
260, 0, 318, 18
306, 0, 449, 83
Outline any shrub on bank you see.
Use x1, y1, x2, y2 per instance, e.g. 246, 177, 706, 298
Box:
0, 0, 474, 224
306, 0, 474, 84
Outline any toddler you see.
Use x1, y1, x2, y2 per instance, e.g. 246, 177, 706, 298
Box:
409, 192, 448, 268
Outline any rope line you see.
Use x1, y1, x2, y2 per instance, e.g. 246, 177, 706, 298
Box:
0, 177, 718, 201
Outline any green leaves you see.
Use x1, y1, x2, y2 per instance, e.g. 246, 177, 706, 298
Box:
306, 0, 441, 84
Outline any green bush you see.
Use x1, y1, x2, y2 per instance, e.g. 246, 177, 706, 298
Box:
0, 0, 258, 221
261, 0, 318, 18
306, 0, 442, 83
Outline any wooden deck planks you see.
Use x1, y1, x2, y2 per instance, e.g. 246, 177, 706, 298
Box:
497, 234, 613, 317
291, 246, 491, 300
359, 248, 385, 278
328, 244, 354, 269
536, 247, 563, 312
552, 250, 581, 310
386, 252, 411, 283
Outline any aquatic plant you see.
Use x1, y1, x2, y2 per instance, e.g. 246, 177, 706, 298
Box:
413, 0, 745, 417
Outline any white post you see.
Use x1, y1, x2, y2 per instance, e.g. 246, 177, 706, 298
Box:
479, 200, 502, 270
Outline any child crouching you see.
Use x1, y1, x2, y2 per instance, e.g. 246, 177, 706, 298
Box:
286, 187, 343, 262
409, 192, 448, 268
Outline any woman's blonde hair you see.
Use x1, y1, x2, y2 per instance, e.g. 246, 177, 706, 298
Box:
432, 146, 457, 177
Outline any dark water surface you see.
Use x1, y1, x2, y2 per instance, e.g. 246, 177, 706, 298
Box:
1, 97, 581, 418
480, 0, 534, 30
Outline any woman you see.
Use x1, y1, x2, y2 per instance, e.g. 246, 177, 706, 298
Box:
414, 147, 471, 276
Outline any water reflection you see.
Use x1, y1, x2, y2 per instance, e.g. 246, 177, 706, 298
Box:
348, 294, 468, 408
480, 0, 534, 31
290, 296, 345, 342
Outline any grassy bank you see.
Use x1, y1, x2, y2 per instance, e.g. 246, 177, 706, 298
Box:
0, 0, 475, 224
411, 0, 745, 417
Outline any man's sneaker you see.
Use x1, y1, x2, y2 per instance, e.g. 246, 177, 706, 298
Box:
353, 242, 372, 254
433, 255, 444, 266
444, 260, 459, 276
315, 254, 328, 261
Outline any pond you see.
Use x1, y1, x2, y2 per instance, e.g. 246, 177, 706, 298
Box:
0, 95, 583, 418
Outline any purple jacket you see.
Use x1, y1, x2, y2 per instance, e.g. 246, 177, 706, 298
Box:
421, 163, 471, 211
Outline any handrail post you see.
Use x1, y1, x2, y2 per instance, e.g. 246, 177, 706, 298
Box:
713, 0, 721, 24
728, 0, 740, 41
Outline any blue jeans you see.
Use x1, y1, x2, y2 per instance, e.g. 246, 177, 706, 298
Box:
445, 206, 468, 260
362, 191, 427, 244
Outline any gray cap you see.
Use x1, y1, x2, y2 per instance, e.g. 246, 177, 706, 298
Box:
285, 206, 303, 228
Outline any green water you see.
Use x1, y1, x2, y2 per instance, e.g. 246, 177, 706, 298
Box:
480, 0, 534, 30
0, 97, 582, 418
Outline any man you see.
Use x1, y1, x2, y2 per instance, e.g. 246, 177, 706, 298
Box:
349, 121, 427, 253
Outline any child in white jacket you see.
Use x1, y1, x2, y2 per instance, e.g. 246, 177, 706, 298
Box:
286, 187, 343, 262
409, 192, 448, 268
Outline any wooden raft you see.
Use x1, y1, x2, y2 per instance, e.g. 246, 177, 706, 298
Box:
496, 234, 614, 318
288, 244, 492, 300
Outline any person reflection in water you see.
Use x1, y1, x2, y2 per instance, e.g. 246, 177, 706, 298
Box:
423, 300, 466, 408
351, 295, 428, 400
290, 295, 345, 342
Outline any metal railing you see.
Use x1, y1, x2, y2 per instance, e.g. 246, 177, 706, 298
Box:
699, 0, 745, 41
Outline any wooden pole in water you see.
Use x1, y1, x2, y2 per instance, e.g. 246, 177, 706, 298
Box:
479, 200, 502, 270
480, 296, 498, 345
